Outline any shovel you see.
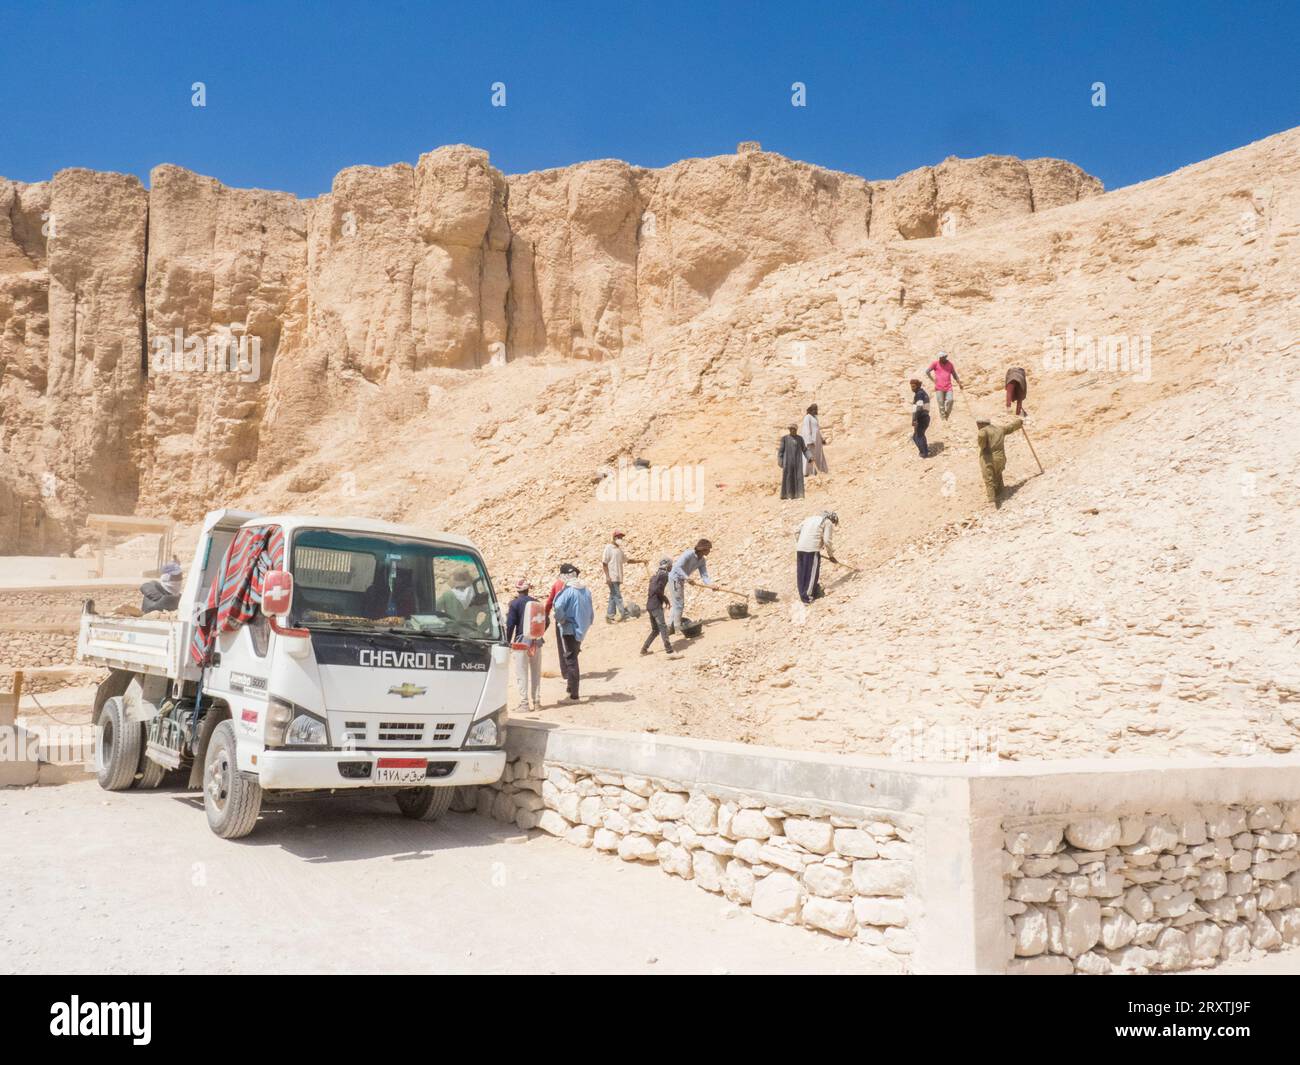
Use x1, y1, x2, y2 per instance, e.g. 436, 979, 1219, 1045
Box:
695, 581, 754, 618
698, 579, 779, 603
695, 581, 749, 599
820, 554, 860, 573
1019, 423, 1045, 475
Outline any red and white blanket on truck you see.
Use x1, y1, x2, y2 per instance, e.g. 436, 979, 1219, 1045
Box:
189, 525, 285, 666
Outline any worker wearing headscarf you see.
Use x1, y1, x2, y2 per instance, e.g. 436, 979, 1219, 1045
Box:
437, 567, 477, 622
795, 511, 838, 604
668, 539, 713, 633
640, 558, 676, 655
506, 578, 543, 711
778, 424, 807, 499
800, 403, 828, 476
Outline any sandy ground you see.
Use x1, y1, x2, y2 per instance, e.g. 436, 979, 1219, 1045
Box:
2, 780, 1295, 975
0, 780, 885, 975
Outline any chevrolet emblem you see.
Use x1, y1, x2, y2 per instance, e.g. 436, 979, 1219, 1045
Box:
388, 683, 427, 699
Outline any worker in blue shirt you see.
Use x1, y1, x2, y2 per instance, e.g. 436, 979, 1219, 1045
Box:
668, 538, 713, 634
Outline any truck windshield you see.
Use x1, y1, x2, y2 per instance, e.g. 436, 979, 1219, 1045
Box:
288, 529, 502, 642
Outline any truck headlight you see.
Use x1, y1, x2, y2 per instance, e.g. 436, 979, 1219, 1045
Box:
465, 710, 505, 748
287, 713, 328, 746
265, 696, 328, 747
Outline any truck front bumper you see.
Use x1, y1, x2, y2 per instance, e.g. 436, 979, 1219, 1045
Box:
256, 748, 507, 790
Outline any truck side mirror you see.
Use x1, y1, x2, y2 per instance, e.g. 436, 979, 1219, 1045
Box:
264, 570, 310, 643
263, 570, 294, 617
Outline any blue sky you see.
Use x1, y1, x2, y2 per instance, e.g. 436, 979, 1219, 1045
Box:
1, 1, 1295, 195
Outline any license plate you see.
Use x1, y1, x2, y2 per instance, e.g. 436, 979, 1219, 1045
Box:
375, 759, 426, 785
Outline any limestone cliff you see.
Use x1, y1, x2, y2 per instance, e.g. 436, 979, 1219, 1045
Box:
0, 143, 1100, 549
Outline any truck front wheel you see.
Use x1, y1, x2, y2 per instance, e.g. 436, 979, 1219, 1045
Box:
203, 720, 262, 839
395, 787, 454, 822
95, 696, 142, 791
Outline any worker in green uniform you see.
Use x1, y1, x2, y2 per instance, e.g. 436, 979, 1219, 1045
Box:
975, 417, 1023, 506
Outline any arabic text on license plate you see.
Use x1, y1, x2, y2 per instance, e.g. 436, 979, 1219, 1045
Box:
375, 765, 426, 785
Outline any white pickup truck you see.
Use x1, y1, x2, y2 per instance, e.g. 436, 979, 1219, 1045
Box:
78, 509, 508, 838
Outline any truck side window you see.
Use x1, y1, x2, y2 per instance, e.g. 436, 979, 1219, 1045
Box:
249, 612, 270, 658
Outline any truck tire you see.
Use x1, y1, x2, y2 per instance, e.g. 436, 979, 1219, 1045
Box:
203, 720, 262, 839
95, 696, 142, 792
137, 741, 167, 789
395, 787, 455, 822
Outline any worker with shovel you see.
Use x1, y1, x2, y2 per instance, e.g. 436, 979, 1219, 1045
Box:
975, 417, 1024, 507
668, 538, 713, 635
796, 511, 838, 604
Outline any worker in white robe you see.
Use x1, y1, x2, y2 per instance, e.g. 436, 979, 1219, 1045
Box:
800, 403, 828, 476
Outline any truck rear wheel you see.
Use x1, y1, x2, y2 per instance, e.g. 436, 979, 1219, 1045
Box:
137, 743, 167, 789
395, 787, 454, 822
95, 696, 142, 792
203, 720, 262, 839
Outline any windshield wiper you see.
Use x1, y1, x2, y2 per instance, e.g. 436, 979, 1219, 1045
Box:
384, 627, 423, 641
406, 621, 498, 644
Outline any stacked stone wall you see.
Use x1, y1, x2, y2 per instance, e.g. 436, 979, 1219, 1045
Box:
457, 751, 921, 969
1003, 804, 1300, 973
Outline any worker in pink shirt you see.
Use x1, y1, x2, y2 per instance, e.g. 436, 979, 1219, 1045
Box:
926, 351, 961, 421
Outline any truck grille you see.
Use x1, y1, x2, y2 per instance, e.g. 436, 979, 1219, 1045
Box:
336, 718, 461, 748
379, 721, 423, 742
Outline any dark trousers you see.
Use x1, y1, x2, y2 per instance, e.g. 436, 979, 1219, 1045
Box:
641, 605, 673, 653
796, 551, 821, 604
912, 411, 930, 457
557, 630, 582, 698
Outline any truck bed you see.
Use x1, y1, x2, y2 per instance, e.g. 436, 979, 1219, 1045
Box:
77, 609, 196, 681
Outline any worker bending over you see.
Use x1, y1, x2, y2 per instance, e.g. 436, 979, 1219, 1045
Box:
668, 539, 713, 633
795, 510, 838, 604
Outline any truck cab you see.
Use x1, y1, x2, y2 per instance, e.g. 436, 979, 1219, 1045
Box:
80, 510, 508, 838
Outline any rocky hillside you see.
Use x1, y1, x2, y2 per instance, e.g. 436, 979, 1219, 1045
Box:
2, 124, 1297, 762
206, 124, 1291, 762
1, 144, 1098, 550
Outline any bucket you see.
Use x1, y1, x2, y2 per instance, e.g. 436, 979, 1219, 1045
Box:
754, 589, 777, 603
727, 602, 749, 619
680, 619, 704, 638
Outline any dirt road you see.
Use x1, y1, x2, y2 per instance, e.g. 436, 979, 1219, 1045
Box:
0, 781, 885, 975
